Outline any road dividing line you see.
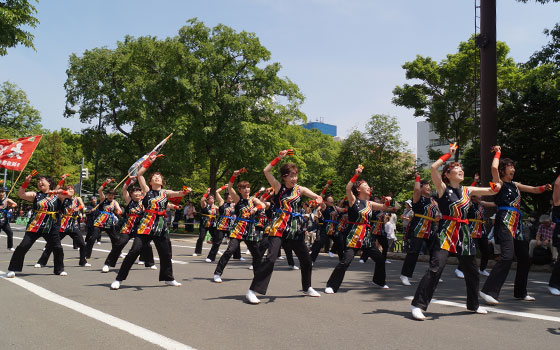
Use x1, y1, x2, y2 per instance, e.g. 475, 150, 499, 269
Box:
1, 271, 195, 350
404, 296, 560, 323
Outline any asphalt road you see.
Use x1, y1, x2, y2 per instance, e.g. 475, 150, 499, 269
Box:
1, 224, 559, 350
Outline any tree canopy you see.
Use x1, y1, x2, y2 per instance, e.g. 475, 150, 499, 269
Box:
0, 0, 39, 56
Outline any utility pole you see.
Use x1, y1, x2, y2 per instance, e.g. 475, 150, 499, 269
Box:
478, 0, 497, 187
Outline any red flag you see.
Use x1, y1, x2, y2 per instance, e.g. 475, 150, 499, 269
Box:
0, 135, 42, 171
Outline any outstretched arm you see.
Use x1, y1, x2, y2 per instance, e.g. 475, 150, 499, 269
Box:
228, 170, 241, 203
264, 150, 288, 194
17, 174, 36, 202
431, 144, 457, 197
346, 165, 363, 208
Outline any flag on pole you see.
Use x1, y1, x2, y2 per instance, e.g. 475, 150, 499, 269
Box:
127, 133, 172, 177
0, 135, 42, 171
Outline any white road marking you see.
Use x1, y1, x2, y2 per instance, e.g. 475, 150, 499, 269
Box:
0, 270, 195, 350
404, 296, 560, 323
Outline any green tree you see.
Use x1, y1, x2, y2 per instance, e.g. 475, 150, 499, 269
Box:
0, 0, 39, 55
392, 37, 517, 160
0, 81, 41, 138
337, 114, 414, 199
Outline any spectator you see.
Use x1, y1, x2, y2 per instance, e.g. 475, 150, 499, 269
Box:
529, 215, 557, 261
183, 201, 196, 233
385, 212, 397, 252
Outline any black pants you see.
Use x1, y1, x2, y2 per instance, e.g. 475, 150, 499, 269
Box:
327, 245, 386, 292
85, 226, 119, 258
550, 252, 560, 289
411, 246, 480, 311
458, 237, 490, 273
38, 229, 86, 266
1, 222, 14, 249
401, 236, 433, 278
185, 218, 194, 233
481, 231, 530, 299
250, 236, 312, 295
310, 233, 336, 262
195, 225, 215, 255
214, 238, 261, 276
207, 230, 226, 261
116, 235, 174, 282
259, 235, 295, 266
361, 235, 389, 261
9, 229, 64, 274
104, 234, 155, 267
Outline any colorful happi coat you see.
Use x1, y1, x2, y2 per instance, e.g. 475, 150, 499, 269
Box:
26, 192, 61, 234
230, 197, 259, 241
120, 200, 143, 235
266, 184, 304, 241
437, 186, 475, 255
136, 189, 168, 236
467, 202, 486, 239
216, 202, 236, 232
59, 197, 80, 233
407, 196, 440, 240
93, 199, 117, 229
495, 181, 523, 241
345, 198, 375, 249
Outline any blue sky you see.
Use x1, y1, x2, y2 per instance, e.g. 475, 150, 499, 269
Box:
1, 0, 558, 153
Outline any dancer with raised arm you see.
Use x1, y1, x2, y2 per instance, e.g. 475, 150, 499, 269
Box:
7, 172, 72, 277
310, 194, 344, 263
245, 150, 323, 304
206, 184, 235, 263
410, 144, 500, 320
85, 179, 122, 258
194, 188, 218, 257
110, 154, 188, 289
480, 146, 552, 305
324, 165, 392, 294
213, 170, 266, 282
400, 174, 441, 286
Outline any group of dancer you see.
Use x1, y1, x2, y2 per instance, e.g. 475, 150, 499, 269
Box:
3, 145, 560, 320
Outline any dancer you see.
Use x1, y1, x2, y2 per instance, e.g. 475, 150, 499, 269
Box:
85, 179, 122, 258
7, 172, 71, 277
548, 173, 560, 295
480, 146, 552, 304
111, 154, 187, 289
410, 144, 499, 320
213, 170, 265, 282
205, 185, 235, 263
324, 165, 392, 294
245, 150, 323, 304
0, 187, 17, 251
310, 194, 344, 263
36, 183, 89, 267
101, 177, 155, 273
194, 188, 218, 256
359, 197, 389, 263
400, 175, 441, 286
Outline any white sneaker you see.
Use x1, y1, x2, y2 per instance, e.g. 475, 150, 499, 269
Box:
439, 278, 444, 283
150, 265, 158, 270
248, 265, 253, 270
518, 295, 535, 301
205, 258, 212, 263
304, 287, 321, 297
6, 271, 15, 278
374, 282, 389, 289
454, 269, 465, 279
386, 259, 392, 264
239, 257, 246, 261
110, 281, 120, 290
358, 259, 365, 264
291, 265, 300, 270
217, 251, 223, 255
410, 305, 426, 321
83, 263, 92, 267
34, 263, 42, 268
325, 287, 335, 294
59, 271, 68, 276
102, 265, 110, 273
165, 280, 181, 287
120, 253, 126, 258
213, 274, 223, 283
278, 256, 285, 260
9, 248, 15, 251
328, 252, 334, 258
479, 269, 490, 276
97, 241, 101, 245
400, 275, 411, 286
548, 286, 560, 296
137, 261, 145, 265
471, 306, 488, 314
171, 259, 177, 264
246, 289, 260, 304
192, 253, 198, 257
479, 291, 499, 305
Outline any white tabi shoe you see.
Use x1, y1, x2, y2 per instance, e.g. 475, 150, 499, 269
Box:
165, 280, 182, 287
479, 291, 499, 305
400, 275, 411, 286
245, 289, 260, 304
410, 306, 426, 321
304, 287, 321, 297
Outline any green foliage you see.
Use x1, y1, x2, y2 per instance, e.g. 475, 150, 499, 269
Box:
0, 81, 41, 138
0, 0, 39, 55
337, 114, 415, 199
392, 36, 516, 160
